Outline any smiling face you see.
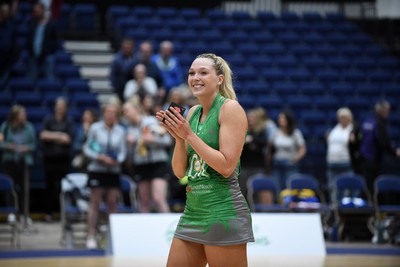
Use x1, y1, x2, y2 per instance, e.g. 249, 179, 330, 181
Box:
188, 58, 223, 98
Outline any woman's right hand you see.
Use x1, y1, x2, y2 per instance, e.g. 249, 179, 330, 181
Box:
156, 110, 184, 141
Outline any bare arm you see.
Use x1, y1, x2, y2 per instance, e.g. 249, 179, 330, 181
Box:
164, 100, 247, 178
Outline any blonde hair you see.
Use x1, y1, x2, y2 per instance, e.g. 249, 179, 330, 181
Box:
336, 107, 353, 121
249, 107, 267, 133
196, 53, 237, 100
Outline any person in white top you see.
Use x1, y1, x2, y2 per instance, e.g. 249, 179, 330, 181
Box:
268, 111, 306, 191
123, 63, 158, 101
326, 107, 354, 191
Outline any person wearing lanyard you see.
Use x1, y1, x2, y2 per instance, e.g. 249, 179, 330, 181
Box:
83, 103, 126, 249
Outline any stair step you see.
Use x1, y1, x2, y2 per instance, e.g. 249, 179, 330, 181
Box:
72, 54, 113, 66
80, 67, 109, 79
64, 41, 112, 53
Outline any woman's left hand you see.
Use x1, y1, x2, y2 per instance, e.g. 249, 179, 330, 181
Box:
163, 107, 192, 140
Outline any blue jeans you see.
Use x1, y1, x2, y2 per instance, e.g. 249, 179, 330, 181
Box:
28, 55, 55, 80
326, 162, 353, 190
272, 159, 298, 192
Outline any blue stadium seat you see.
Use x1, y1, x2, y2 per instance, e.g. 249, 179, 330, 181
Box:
364, 46, 387, 57
287, 68, 311, 82
312, 21, 335, 34
280, 11, 300, 22
235, 68, 257, 83
237, 95, 256, 110
107, 5, 130, 28
262, 68, 285, 82
339, 44, 362, 57
382, 83, 400, 98
302, 32, 324, 45
313, 95, 340, 111
349, 32, 372, 45
55, 65, 81, 81
325, 12, 346, 22
231, 11, 251, 21
288, 43, 313, 57
328, 82, 354, 97
266, 20, 287, 33
205, 9, 226, 21
14, 91, 42, 107
302, 12, 323, 23
302, 55, 326, 71
377, 57, 400, 69
237, 43, 260, 57
73, 4, 97, 32
43, 92, 69, 108
274, 81, 299, 95
71, 92, 98, 110
124, 28, 148, 42
290, 20, 312, 33
131, 6, 153, 18
276, 31, 299, 44
7, 78, 35, 93
225, 54, 245, 69
327, 56, 351, 69
141, 17, 163, 30
65, 79, 90, 93
352, 56, 376, 70
58, 3, 72, 31
210, 43, 234, 56
199, 29, 221, 42
118, 17, 140, 35
286, 95, 312, 109
343, 97, 371, 113
240, 20, 262, 33
176, 29, 197, 42
256, 11, 278, 24
37, 79, 64, 93
273, 55, 298, 68
300, 110, 326, 126
0, 92, 13, 106
299, 82, 325, 96
26, 107, 48, 123
263, 43, 287, 56
185, 42, 208, 55
227, 31, 249, 44
190, 18, 211, 31
244, 81, 269, 95
314, 69, 339, 83
342, 69, 366, 83
313, 43, 337, 56
154, 7, 177, 19
153, 28, 173, 43
367, 70, 392, 83
256, 95, 283, 110
336, 22, 359, 34
252, 30, 274, 44
355, 83, 381, 98
179, 8, 201, 21
249, 55, 272, 69
55, 51, 73, 65
215, 19, 238, 32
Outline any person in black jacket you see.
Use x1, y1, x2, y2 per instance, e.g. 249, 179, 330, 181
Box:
27, 2, 60, 79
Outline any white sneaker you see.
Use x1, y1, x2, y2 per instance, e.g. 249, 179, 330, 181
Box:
86, 236, 98, 249
7, 213, 16, 224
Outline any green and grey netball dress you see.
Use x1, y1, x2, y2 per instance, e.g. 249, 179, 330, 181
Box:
174, 93, 254, 246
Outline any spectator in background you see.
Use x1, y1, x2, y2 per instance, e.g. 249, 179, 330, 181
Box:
162, 86, 190, 118
134, 41, 164, 97
268, 110, 306, 191
40, 97, 74, 221
0, 105, 36, 223
359, 100, 400, 194
72, 108, 98, 171
123, 100, 172, 213
27, 2, 60, 79
110, 38, 136, 101
326, 107, 354, 193
241, 107, 276, 201
123, 63, 158, 102
83, 102, 126, 249
152, 40, 183, 95
0, 2, 17, 80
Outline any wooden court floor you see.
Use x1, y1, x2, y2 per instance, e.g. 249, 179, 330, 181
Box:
1, 255, 399, 267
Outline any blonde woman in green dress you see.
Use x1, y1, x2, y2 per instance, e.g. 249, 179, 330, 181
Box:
156, 53, 254, 267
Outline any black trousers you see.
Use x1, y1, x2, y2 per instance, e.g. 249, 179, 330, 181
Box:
361, 159, 381, 197
1, 161, 28, 214
43, 155, 71, 215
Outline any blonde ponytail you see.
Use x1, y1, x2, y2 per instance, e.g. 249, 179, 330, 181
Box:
196, 53, 237, 100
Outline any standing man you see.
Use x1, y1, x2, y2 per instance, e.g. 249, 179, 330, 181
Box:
40, 97, 74, 221
109, 38, 136, 101
359, 100, 400, 194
